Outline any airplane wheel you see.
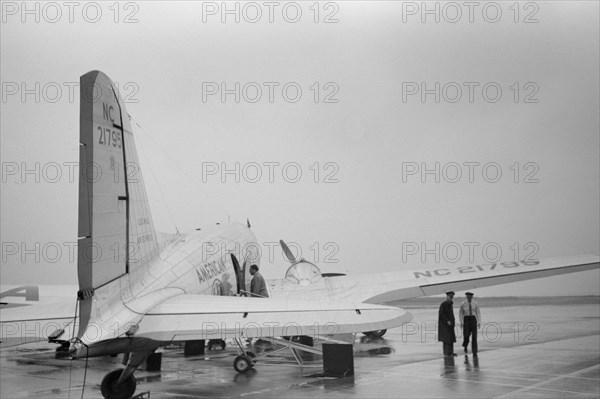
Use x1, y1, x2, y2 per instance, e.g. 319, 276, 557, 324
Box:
100, 369, 136, 399
233, 355, 254, 373
363, 329, 387, 338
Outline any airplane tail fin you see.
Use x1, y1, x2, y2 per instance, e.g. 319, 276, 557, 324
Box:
77, 71, 159, 335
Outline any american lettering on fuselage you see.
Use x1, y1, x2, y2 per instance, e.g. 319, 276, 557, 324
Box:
196, 259, 229, 284
413, 260, 541, 278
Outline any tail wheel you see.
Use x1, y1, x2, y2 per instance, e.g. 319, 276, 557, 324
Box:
100, 369, 137, 399
363, 329, 387, 338
233, 355, 254, 373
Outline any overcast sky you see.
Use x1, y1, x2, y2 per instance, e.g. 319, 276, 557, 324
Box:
1, 1, 598, 295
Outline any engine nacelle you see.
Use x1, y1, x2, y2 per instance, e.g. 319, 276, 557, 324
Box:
284, 260, 322, 286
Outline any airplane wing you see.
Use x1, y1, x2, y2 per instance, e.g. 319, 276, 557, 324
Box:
0, 286, 76, 347
3, 255, 597, 344
134, 295, 412, 342
269, 254, 600, 304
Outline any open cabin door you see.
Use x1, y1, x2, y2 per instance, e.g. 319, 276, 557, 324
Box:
230, 254, 247, 296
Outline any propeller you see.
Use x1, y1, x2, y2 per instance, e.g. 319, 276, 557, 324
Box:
279, 240, 299, 263
278, 240, 372, 337
279, 240, 323, 286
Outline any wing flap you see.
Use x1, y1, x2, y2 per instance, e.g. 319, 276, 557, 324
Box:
135, 295, 412, 341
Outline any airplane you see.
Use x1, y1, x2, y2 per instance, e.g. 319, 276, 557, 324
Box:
1, 70, 598, 399
0, 71, 411, 399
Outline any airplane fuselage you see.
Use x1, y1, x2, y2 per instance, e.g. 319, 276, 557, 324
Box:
71, 222, 258, 356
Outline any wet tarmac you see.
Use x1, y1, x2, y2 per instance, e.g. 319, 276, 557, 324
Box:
1, 297, 598, 398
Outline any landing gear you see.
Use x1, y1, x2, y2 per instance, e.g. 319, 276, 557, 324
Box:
100, 369, 137, 399
363, 329, 387, 338
101, 349, 154, 399
233, 355, 255, 373
232, 338, 257, 373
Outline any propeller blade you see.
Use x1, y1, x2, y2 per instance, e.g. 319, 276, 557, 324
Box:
280, 240, 297, 263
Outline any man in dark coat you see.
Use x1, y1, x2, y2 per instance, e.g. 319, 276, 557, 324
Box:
438, 291, 457, 356
249, 265, 269, 298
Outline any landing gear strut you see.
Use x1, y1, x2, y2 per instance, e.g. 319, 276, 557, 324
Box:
100, 369, 136, 399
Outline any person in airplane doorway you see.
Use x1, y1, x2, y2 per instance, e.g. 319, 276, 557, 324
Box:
249, 265, 269, 298
459, 292, 481, 356
247, 264, 270, 345
438, 291, 457, 357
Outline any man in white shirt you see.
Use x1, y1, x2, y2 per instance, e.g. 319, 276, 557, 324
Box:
459, 292, 481, 356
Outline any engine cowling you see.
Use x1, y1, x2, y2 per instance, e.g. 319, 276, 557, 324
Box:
284, 260, 322, 286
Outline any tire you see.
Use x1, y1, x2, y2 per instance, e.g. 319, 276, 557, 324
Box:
100, 369, 136, 399
233, 355, 254, 373
363, 329, 387, 338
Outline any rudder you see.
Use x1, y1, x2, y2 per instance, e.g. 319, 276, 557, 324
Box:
77, 71, 159, 336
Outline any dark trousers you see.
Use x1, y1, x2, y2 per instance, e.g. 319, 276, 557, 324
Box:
462, 316, 478, 354
442, 342, 454, 356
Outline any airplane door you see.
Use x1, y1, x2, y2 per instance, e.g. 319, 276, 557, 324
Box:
230, 254, 246, 296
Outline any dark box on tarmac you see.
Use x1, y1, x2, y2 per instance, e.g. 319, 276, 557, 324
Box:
322, 343, 354, 377
145, 352, 162, 371
184, 340, 206, 356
